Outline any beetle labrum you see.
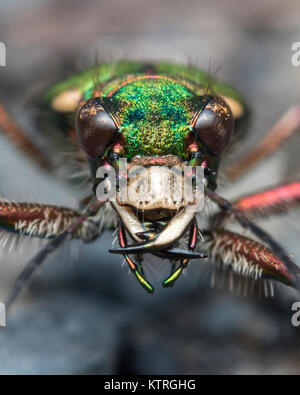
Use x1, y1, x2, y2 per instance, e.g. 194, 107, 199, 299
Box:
0, 61, 300, 307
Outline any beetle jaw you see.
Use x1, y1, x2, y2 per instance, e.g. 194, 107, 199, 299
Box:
110, 198, 199, 253
109, 157, 206, 253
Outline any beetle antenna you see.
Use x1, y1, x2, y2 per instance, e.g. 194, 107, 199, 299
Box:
205, 60, 221, 95
82, 57, 103, 103
93, 49, 104, 102
89, 68, 103, 103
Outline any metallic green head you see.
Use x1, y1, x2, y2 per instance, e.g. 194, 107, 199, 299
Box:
103, 75, 197, 158
46, 60, 246, 163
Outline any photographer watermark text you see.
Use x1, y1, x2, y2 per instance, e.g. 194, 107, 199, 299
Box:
0, 303, 6, 327
0, 42, 6, 67
291, 302, 300, 327
291, 42, 300, 67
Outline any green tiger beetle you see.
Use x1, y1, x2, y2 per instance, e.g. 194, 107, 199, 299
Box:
0, 60, 300, 308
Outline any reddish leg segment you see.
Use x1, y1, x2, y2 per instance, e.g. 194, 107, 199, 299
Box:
204, 230, 296, 287
233, 180, 300, 218
226, 105, 300, 181
0, 104, 52, 171
205, 186, 300, 289
3, 199, 104, 310
213, 180, 300, 227
0, 201, 103, 241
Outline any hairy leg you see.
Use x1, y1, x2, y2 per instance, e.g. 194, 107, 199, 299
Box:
205, 186, 300, 289
3, 199, 104, 310
203, 229, 293, 292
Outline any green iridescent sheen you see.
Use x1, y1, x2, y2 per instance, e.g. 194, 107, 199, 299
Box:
44, 61, 247, 159
106, 77, 196, 157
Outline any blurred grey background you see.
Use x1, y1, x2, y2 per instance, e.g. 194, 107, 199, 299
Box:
0, 0, 299, 374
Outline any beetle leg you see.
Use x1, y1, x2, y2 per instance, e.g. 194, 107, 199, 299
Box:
212, 180, 300, 227
0, 104, 52, 171
117, 222, 154, 294
203, 229, 297, 290
226, 105, 300, 181
205, 186, 300, 289
5, 199, 104, 311
232, 180, 300, 219
0, 201, 104, 242
162, 219, 199, 288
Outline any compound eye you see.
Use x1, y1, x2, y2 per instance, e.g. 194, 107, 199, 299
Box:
75, 98, 118, 158
193, 96, 234, 156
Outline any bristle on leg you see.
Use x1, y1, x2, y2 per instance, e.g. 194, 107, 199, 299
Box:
0, 201, 104, 242
203, 230, 297, 288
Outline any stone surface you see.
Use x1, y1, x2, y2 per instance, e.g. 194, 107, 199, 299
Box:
0, 293, 127, 374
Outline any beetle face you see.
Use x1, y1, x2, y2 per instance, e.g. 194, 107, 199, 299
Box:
37, 61, 253, 293
74, 75, 236, 258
